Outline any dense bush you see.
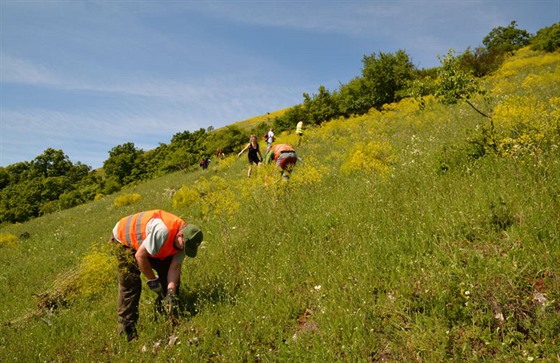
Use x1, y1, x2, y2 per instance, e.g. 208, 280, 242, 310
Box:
457, 46, 505, 77
0, 149, 100, 223
482, 20, 532, 54
531, 22, 560, 52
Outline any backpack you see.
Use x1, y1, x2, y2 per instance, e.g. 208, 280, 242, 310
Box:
264, 133, 268, 142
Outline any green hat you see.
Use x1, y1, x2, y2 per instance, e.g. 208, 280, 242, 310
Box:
182, 224, 203, 258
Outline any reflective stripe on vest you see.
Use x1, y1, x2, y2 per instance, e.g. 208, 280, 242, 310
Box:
123, 211, 146, 247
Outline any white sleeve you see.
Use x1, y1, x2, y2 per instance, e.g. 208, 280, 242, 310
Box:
142, 218, 169, 256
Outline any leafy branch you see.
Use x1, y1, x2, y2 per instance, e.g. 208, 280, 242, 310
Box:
436, 50, 493, 125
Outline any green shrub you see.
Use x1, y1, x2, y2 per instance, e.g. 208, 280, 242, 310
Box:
531, 22, 560, 52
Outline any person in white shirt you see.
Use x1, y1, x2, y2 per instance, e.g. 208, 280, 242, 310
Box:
266, 128, 275, 153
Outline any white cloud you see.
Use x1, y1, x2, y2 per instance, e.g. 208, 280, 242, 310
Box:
1, 55, 59, 85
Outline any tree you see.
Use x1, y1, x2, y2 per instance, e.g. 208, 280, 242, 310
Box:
3, 162, 31, 185
205, 125, 246, 155
336, 77, 372, 117
161, 147, 198, 173
0, 180, 42, 222
274, 105, 307, 132
483, 21, 531, 54
0, 168, 10, 190
361, 50, 415, 109
161, 128, 209, 172
171, 128, 207, 147
531, 22, 560, 52
435, 50, 488, 117
303, 85, 338, 125
41, 176, 71, 202
103, 142, 145, 186
0, 148, 98, 222
30, 148, 73, 178
435, 50, 496, 155
66, 162, 92, 185
457, 46, 504, 77
399, 74, 438, 110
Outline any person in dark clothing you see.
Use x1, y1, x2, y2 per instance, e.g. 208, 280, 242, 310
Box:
237, 134, 263, 177
199, 157, 210, 170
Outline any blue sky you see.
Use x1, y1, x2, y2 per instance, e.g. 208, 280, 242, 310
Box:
1, 1, 558, 169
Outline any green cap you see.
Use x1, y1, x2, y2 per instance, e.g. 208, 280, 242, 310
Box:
182, 224, 203, 257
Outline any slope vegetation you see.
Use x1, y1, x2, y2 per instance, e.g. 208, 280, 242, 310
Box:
1, 48, 559, 361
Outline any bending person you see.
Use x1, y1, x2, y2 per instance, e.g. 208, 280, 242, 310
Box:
110, 209, 203, 341
265, 143, 298, 180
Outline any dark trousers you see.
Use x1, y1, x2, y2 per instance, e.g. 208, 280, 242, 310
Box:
115, 244, 177, 338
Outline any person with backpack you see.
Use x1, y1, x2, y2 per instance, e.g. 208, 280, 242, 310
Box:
237, 134, 263, 177
110, 209, 203, 341
265, 128, 275, 153
265, 143, 298, 180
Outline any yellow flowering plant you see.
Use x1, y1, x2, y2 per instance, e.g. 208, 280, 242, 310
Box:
113, 193, 142, 207
341, 140, 396, 176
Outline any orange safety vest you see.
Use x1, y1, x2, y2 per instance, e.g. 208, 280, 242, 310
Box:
271, 144, 295, 160
115, 209, 185, 259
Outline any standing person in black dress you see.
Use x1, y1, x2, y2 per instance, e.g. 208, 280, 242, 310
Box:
237, 134, 263, 177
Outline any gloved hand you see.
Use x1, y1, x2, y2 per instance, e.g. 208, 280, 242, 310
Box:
164, 289, 180, 326
147, 277, 163, 296
164, 289, 178, 316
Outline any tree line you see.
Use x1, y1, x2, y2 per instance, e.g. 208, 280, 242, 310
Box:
1, 21, 558, 224
272, 21, 556, 129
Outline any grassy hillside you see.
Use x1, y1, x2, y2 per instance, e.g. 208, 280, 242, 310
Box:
1, 48, 559, 362
229, 108, 288, 132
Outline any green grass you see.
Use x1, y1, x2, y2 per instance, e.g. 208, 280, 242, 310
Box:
1, 48, 560, 362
